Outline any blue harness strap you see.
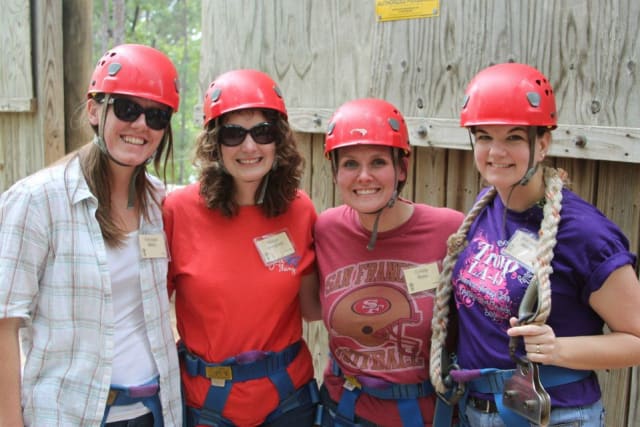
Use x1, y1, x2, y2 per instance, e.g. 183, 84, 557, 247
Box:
101, 376, 163, 427
463, 366, 592, 427
179, 341, 318, 426
328, 359, 454, 427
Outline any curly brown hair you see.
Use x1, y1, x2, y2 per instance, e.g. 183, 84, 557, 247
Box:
194, 109, 304, 217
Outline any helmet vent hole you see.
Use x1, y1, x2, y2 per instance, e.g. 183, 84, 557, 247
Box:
388, 118, 400, 132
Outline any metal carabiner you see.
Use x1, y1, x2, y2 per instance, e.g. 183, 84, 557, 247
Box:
436, 350, 466, 405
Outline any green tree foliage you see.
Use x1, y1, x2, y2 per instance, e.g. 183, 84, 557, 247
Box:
93, 0, 202, 184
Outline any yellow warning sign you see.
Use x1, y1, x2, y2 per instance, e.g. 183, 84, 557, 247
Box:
376, 0, 440, 22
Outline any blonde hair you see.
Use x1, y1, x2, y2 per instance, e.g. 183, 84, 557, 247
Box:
429, 167, 567, 393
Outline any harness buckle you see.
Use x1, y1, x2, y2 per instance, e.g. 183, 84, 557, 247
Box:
343, 375, 362, 391
206, 366, 233, 384
107, 389, 118, 406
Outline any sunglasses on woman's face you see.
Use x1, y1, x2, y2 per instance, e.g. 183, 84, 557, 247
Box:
218, 122, 279, 147
108, 97, 172, 131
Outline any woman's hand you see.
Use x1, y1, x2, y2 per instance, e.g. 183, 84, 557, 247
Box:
507, 317, 557, 365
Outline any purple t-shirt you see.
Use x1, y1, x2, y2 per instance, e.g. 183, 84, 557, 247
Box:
452, 187, 636, 407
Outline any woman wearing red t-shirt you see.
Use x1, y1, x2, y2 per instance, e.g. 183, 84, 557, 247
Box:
163, 69, 318, 426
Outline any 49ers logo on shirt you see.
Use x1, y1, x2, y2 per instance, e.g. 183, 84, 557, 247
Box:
351, 297, 391, 315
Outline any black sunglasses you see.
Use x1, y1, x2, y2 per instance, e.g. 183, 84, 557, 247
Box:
108, 97, 172, 131
218, 122, 279, 147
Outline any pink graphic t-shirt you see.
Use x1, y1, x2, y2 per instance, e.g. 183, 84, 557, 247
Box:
315, 201, 463, 425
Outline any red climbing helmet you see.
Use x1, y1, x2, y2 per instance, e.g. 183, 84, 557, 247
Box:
87, 44, 180, 111
324, 98, 410, 157
202, 69, 287, 127
460, 63, 557, 129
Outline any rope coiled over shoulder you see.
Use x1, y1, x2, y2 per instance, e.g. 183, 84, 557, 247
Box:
429, 167, 566, 394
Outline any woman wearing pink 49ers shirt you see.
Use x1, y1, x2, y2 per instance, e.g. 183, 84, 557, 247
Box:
300, 98, 464, 426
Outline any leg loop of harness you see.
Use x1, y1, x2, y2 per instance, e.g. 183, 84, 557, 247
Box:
396, 398, 424, 427
327, 358, 454, 427
264, 379, 320, 423
317, 386, 379, 427
179, 341, 312, 427
101, 376, 163, 427
335, 387, 362, 426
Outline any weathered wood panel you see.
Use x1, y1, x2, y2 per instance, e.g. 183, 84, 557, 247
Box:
268, 0, 640, 164
198, 0, 640, 423
0, 0, 34, 112
370, 0, 640, 128
199, 1, 375, 111
593, 161, 640, 426
630, 366, 640, 427
62, 0, 94, 153
291, 109, 640, 164
36, 0, 66, 166
303, 132, 334, 379
0, 0, 65, 192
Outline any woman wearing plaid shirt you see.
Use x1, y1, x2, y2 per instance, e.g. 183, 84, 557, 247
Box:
0, 44, 182, 426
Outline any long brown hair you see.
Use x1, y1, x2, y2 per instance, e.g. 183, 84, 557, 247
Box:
194, 108, 303, 217
76, 99, 174, 246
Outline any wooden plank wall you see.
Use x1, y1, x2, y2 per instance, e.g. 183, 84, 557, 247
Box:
0, 0, 34, 112
298, 135, 640, 426
0, 0, 65, 192
0, 0, 636, 425
201, 1, 639, 425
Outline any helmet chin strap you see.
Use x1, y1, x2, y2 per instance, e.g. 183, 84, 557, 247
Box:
366, 188, 398, 251
518, 127, 539, 186
365, 148, 401, 251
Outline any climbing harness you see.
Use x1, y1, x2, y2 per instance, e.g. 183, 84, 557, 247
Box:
430, 168, 591, 427
317, 358, 454, 427
178, 341, 319, 426
101, 376, 163, 427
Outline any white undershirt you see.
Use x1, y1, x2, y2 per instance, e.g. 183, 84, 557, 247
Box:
105, 231, 157, 422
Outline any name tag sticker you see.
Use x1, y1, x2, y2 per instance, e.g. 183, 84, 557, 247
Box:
254, 231, 296, 266
504, 229, 538, 270
139, 233, 167, 259
404, 263, 440, 294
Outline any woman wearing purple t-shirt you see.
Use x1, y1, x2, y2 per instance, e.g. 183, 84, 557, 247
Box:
430, 63, 640, 427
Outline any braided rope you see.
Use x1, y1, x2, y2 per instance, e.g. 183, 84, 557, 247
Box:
430, 187, 497, 393
529, 167, 564, 324
429, 168, 567, 393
